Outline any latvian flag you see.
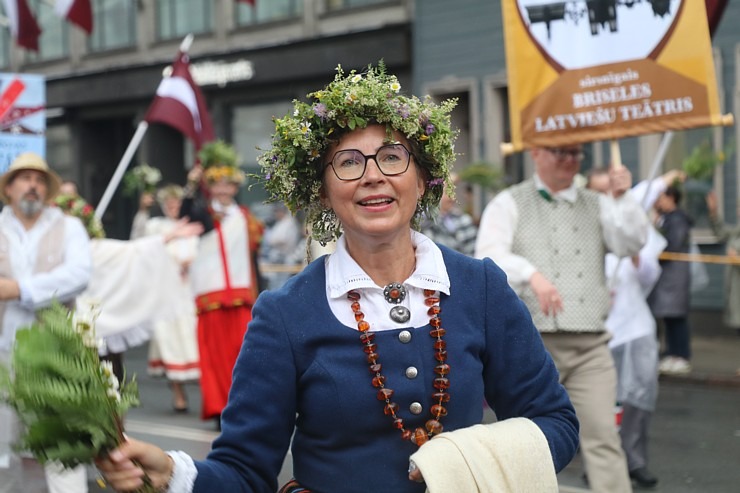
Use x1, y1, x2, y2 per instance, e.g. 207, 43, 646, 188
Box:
2, 0, 41, 51
54, 0, 92, 34
144, 51, 215, 151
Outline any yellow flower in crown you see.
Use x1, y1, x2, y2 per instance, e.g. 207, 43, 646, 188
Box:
199, 140, 246, 185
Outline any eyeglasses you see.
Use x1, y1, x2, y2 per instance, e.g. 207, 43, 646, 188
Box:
324, 143, 412, 181
546, 147, 584, 162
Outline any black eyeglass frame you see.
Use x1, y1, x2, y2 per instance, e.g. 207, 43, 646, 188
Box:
545, 147, 585, 162
323, 143, 415, 182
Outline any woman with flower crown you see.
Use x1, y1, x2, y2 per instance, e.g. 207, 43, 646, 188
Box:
97, 63, 578, 493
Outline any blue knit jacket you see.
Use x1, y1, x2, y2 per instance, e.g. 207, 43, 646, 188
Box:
194, 246, 578, 492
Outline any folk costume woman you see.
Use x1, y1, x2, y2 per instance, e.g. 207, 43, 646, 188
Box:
143, 185, 201, 413
180, 141, 264, 425
97, 64, 578, 492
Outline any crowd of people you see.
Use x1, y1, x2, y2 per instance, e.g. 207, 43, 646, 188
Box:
0, 63, 734, 493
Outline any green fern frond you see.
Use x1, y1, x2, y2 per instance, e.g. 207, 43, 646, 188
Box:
0, 302, 155, 491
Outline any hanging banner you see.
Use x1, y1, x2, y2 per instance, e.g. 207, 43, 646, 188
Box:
0, 73, 45, 173
501, 0, 725, 152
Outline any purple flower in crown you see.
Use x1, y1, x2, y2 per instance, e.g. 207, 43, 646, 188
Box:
313, 103, 328, 120
265, 172, 272, 180
425, 123, 436, 135
427, 178, 444, 187
397, 104, 410, 119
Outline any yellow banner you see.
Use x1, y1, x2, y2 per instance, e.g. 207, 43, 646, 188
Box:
501, 0, 724, 152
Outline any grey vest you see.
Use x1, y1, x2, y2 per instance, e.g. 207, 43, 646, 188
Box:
0, 213, 67, 337
510, 180, 609, 333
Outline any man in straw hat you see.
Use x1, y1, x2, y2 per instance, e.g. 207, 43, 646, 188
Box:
475, 146, 649, 492
0, 152, 92, 493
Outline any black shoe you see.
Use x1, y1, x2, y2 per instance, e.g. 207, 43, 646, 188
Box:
630, 467, 658, 489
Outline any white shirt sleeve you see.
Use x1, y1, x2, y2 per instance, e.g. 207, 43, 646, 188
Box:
165, 450, 197, 492
18, 217, 92, 310
474, 190, 537, 288
598, 192, 649, 258
630, 178, 667, 213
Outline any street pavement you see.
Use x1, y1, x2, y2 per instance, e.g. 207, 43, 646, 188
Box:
19, 312, 740, 492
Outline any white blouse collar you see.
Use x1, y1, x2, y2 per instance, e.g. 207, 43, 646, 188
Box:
326, 230, 451, 299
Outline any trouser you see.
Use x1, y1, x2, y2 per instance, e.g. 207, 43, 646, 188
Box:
0, 402, 23, 493
45, 463, 89, 493
619, 404, 652, 472
0, 352, 88, 493
663, 316, 691, 360
542, 332, 632, 493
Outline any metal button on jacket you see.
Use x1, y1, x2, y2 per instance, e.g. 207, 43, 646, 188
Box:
398, 330, 412, 343
409, 402, 423, 414
405, 366, 418, 379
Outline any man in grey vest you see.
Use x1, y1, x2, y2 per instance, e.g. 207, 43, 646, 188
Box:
475, 146, 648, 492
0, 153, 92, 493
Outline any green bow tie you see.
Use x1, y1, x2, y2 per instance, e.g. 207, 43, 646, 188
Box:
538, 189, 553, 202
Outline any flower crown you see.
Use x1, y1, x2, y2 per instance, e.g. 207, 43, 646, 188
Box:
122, 163, 161, 197
199, 140, 246, 185
257, 62, 458, 244
54, 194, 106, 239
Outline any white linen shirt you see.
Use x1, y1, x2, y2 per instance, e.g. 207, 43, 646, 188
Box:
0, 206, 91, 352
474, 173, 648, 293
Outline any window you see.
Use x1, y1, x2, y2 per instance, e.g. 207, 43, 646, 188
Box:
0, 29, 10, 68
326, 0, 388, 10
27, 0, 68, 62
236, 0, 302, 25
156, 0, 212, 41
231, 101, 294, 209
89, 0, 136, 52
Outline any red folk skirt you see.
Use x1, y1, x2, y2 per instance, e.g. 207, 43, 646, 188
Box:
196, 303, 252, 420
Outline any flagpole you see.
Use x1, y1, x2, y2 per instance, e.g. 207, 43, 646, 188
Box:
94, 33, 195, 220
94, 121, 149, 220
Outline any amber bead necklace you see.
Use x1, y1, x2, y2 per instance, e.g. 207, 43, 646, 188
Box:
347, 287, 450, 447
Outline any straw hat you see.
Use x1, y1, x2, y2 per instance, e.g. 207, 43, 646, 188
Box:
0, 152, 62, 204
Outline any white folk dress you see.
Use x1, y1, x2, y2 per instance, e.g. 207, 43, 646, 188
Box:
143, 217, 200, 381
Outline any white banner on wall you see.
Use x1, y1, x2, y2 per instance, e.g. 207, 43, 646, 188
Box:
0, 73, 45, 173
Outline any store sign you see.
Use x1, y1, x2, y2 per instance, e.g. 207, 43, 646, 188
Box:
501, 0, 724, 151
164, 59, 255, 88
0, 73, 45, 173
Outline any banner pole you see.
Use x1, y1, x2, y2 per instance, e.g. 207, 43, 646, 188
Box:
609, 139, 623, 169
94, 121, 149, 220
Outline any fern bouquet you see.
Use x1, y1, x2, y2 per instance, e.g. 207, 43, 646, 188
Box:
0, 302, 156, 492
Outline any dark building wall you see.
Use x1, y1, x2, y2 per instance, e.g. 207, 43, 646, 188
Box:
413, 0, 504, 86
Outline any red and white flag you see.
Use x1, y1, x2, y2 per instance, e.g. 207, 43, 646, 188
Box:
54, 0, 92, 34
2, 0, 41, 51
144, 51, 215, 151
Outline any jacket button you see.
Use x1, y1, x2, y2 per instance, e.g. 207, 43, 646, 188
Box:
398, 330, 412, 343
405, 367, 418, 379
409, 402, 423, 415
